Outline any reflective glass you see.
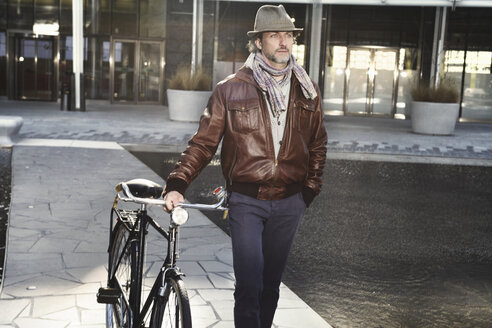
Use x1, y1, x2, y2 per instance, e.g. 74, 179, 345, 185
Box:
140, 0, 166, 38
396, 48, 419, 118
85, 0, 110, 35
0, 32, 6, 96
346, 49, 371, 114
85, 37, 110, 100
8, 0, 33, 29
113, 41, 135, 101
112, 0, 137, 36
372, 50, 396, 115
35, 0, 58, 22
18, 39, 36, 99
139, 42, 161, 102
0, 0, 6, 28
323, 46, 346, 113
444, 50, 492, 121
36, 39, 54, 99
60, 0, 72, 34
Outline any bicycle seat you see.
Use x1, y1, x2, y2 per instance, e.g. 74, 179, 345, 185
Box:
116, 179, 163, 199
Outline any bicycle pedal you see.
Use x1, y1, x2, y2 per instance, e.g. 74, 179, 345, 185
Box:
97, 287, 120, 304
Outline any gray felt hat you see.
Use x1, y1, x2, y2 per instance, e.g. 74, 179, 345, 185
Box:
247, 5, 303, 37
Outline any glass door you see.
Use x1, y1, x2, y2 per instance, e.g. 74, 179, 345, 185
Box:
345, 47, 398, 116
15, 36, 55, 100
111, 39, 163, 103
112, 40, 136, 102
346, 49, 372, 114
372, 49, 398, 115
138, 42, 162, 103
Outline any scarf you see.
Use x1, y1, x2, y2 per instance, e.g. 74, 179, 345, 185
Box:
251, 52, 317, 118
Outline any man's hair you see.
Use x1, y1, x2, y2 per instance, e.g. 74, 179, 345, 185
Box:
247, 32, 299, 53
247, 33, 262, 53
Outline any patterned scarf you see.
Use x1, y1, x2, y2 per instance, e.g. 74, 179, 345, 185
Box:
252, 52, 317, 117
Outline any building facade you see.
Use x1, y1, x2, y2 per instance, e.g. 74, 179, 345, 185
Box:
1, 0, 492, 122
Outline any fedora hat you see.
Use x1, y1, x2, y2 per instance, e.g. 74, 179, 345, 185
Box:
247, 4, 303, 37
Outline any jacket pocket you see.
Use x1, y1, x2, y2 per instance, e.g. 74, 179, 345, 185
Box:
227, 99, 260, 133
295, 99, 315, 131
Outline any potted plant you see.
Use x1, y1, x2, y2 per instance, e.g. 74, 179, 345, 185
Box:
167, 65, 212, 122
410, 79, 460, 135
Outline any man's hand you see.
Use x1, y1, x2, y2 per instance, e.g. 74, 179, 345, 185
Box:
163, 191, 185, 213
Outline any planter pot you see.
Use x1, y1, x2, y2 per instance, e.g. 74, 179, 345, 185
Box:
167, 89, 212, 122
410, 101, 460, 135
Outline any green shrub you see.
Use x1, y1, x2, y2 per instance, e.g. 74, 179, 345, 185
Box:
411, 79, 460, 103
168, 65, 212, 91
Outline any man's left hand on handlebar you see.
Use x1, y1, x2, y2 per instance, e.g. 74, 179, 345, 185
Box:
163, 191, 184, 213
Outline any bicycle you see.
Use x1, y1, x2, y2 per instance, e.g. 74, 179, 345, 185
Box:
97, 178, 227, 328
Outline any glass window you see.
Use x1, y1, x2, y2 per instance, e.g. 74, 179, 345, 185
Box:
323, 45, 346, 113
60, 0, 72, 34
112, 0, 137, 37
35, 0, 58, 22
84, 37, 110, 99
140, 0, 166, 38
462, 51, 492, 121
60, 36, 73, 91
0, 0, 7, 29
0, 32, 6, 96
396, 48, 419, 118
8, 0, 34, 30
85, 0, 110, 35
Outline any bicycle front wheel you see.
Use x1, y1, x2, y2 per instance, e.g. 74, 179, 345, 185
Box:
150, 276, 192, 328
107, 221, 136, 328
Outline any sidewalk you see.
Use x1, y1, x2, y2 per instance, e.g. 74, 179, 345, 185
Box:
0, 99, 491, 328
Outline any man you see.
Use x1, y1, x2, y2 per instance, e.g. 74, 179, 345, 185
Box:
163, 4, 327, 328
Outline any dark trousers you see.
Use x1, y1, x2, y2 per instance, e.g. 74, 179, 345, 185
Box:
228, 192, 306, 328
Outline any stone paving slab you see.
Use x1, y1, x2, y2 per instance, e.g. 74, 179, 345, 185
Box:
0, 142, 332, 327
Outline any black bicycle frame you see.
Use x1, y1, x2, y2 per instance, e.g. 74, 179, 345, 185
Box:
109, 207, 180, 327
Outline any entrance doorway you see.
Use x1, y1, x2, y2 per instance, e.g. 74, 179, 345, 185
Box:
13, 35, 56, 100
111, 39, 164, 104
345, 47, 399, 116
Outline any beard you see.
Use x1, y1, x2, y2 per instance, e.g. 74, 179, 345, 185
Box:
263, 48, 291, 65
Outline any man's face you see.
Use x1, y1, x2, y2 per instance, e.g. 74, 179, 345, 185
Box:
255, 31, 294, 69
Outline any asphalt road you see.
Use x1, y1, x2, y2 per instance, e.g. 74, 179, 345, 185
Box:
129, 150, 492, 328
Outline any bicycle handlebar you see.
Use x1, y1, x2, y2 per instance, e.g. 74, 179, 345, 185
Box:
117, 181, 228, 211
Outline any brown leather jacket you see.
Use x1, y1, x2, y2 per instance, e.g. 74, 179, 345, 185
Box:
165, 66, 327, 205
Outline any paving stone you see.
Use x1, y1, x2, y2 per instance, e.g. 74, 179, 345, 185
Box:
185, 275, 214, 289
42, 307, 79, 322
211, 321, 234, 328
29, 237, 80, 253
199, 261, 233, 273
178, 261, 206, 275
0, 299, 30, 324
66, 266, 107, 284
62, 252, 107, 269
13, 318, 69, 328
4, 253, 63, 275
208, 273, 235, 289
80, 309, 106, 324
77, 293, 105, 310
32, 295, 76, 317
2, 275, 83, 298
197, 289, 234, 302
208, 300, 234, 321
273, 308, 331, 327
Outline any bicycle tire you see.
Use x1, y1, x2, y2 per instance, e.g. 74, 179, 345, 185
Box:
106, 221, 136, 328
150, 276, 192, 328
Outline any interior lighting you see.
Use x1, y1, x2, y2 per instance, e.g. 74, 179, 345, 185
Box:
33, 22, 59, 36
19, 56, 24, 62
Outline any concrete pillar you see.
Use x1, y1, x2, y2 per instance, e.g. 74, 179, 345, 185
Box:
72, 0, 85, 110
309, 3, 323, 84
